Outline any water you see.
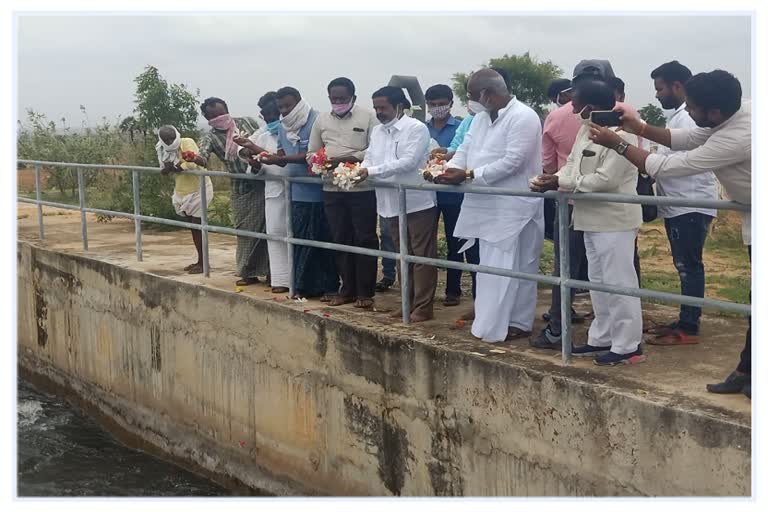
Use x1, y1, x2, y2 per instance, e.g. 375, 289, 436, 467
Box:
17, 379, 229, 497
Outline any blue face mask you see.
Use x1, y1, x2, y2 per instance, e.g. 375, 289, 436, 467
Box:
266, 120, 280, 135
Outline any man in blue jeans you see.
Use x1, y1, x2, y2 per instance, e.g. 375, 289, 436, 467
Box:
642, 61, 718, 345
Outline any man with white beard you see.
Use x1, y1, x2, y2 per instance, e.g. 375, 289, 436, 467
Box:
435, 68, 544, 342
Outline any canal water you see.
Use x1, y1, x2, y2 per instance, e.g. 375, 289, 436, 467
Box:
17, 379, 228, 497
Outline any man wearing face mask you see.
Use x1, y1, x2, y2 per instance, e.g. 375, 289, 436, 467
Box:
357, 86, 437, 323
260, 86, 339, 300
588, 69, 751, 395
531, 80, 644, 366
425, 84, 480, 307
306, 77, 379, 309
235, 92, 290, 294
435, 68, 544, 343
196, 97, 267, 288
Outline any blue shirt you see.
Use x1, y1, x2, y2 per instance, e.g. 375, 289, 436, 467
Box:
448, 115, 474, 152
277, 109, 323, 202
427, 115, 462, 206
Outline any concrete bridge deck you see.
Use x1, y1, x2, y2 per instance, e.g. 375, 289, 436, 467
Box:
16, 202, 751, 496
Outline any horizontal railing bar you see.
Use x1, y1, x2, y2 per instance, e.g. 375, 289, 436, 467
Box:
562, 278, 751, 314
17, 160, 749, 211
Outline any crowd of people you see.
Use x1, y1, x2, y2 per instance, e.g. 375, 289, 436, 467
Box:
155, 58, 752, 398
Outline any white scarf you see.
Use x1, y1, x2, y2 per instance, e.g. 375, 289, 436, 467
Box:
280, 99, 311, 145
156, 128, 181, 165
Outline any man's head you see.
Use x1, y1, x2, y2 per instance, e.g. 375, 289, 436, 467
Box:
158, 125, 178, 145
571, 80, 616, 121
200, 97, 228, 121
275, 86, 302, 118
327, 77, 356, 116
650, 60, 692, 110
425, 84, 453, 121
683, 70, 742, 128
547, 78, 573, 105
572, 59, 616, 85
489, 67, 512, 93
258, 91, 280, 124
466, 68, 509, 113
607, 77, 625, 103
371, 86, 411, 124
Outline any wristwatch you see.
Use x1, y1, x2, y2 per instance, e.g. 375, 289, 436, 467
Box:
614, 141, 630, 155
465, 169, 474, 180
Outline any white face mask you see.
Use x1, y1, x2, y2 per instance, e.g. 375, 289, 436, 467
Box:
577, 105, 590, 126
467, 100, 487, 114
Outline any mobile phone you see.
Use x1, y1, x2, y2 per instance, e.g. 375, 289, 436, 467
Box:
590, 110, 622, 127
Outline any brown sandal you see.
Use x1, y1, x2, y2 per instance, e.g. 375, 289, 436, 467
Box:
505, 327, 532, 341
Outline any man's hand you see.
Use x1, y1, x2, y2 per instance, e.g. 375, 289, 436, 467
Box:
248, 155, 262, 171
434, 168, 466, 185
233, 136, 251, 146
260, 155, 284, 166
160, 161, 175, 175
529, 174, 559, 192
588, 123, 623, 148
193, 155, 207, 167
355, 168, 369, 183
613, 105, 644, 135
444, 151, 456, 161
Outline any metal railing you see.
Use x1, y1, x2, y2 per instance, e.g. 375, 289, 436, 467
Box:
17, 159, 751, 363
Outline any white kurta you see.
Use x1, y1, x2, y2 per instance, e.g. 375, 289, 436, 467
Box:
243, 130, 290, 287
450, 98, 544, 341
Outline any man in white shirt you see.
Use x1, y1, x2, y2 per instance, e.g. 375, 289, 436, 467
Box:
531, 80, 644, 366
357, 86, 438, 322
589, 69, 751, 397
235, 92, 290, 294
643, 61, 719, 345
435, 69, 544, 343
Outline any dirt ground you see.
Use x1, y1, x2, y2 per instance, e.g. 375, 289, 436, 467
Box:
16, 202, 752, 424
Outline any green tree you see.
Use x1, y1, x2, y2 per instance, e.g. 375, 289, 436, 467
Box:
452, 52, 562, 116
133, 65, 200, 137
119, 115, 140, 142
17, 109, 124, 198
638, 104, 667, 127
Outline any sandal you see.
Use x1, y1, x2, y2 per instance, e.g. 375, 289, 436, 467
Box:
329, 296, 355, 307
236, 277, 260, 287
183, 262, 198, 271
320, 295, 334, 303
271, 286, 289, 294
187, 263, 203, 275
354, 298, 374, 309
505, 327, 531, 341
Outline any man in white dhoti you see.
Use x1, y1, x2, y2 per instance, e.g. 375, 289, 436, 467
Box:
435, 69, 544, 343
235, 92, 290, 294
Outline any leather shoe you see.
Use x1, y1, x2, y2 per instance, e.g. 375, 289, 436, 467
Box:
706, 371, 750, 394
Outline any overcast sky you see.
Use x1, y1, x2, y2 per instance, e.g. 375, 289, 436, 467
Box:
16, 14, 751, 127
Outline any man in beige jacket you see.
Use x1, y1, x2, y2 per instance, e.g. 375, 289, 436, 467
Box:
531, 80, 645, 366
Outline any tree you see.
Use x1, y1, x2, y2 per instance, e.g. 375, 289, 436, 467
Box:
452, 52, 563, 117
16, 109, 123, 197
133, 65, 200, 137
638, 104, 666, 127
119, 116, 140, 142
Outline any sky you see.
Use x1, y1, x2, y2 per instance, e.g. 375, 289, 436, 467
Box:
16, 14, 751, 128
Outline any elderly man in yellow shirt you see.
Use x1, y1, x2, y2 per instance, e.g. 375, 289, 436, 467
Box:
156, 125, 213, 274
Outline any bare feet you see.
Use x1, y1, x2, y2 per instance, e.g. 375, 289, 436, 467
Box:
354, 298, 374, 309
329, 296, 355, 307
187, 263, 203, 274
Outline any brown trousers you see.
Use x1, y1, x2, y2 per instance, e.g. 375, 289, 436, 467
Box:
386, 207, 438, 319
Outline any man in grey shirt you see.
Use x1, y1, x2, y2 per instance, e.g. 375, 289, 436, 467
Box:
307, 77, 379, 309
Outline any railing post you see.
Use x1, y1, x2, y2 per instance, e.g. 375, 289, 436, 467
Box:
199, 175, 210, 277
558, 193, 572, 364
284, 178, 294, 298
132, 170, 143, 262
398, 185, 411, 325
77, 168, 88, 251
34, 165, 44, 240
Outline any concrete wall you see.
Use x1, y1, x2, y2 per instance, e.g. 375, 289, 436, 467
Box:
17, 242, 751, 496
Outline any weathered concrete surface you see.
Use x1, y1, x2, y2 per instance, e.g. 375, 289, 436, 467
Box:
17, 228, 751, 496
